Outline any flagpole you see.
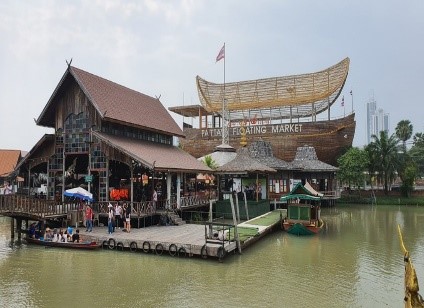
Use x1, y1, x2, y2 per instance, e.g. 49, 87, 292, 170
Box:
222, 43, 228, 145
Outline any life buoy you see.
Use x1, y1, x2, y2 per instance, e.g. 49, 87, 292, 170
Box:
168, 244, 177, 256
108, 238, 116, 250
178, 247, 187, 257
102, 240, 108, 249
142, 241, 150, 253
200, 244, 208, 259
129, 241, 138, 252
116, 242, 124, 251
155, 243, 164, 255
217, 246, 225, 261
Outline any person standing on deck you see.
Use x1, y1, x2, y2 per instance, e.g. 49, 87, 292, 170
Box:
152, 188, 158, 212
85, 204, 93, 232
107, 203, 114, 234
124, 203, 131, 233
115, 203, 122, 229
3, 181, 12, 194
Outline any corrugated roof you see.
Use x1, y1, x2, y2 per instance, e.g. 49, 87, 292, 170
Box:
0, 150, 21, 177
94, 131, 211, 173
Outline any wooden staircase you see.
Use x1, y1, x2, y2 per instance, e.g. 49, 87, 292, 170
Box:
168, 212, 186, 225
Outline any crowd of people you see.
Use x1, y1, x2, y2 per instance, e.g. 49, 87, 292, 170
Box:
27, 200, 135, 240
28, 224, 82, 243
107, 202, 131, 234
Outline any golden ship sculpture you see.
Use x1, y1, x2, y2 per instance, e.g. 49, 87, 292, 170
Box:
169, 57, 355, 166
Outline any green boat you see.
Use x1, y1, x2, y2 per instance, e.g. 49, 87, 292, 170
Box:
280, 182, 324, 235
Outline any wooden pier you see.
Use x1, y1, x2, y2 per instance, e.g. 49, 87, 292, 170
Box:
77, 209, 285, 261
1, 195, 285, 261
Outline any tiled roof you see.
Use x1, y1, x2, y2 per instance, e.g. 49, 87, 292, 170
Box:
0, 150, 21, 177
37, 66, 184, 138
69, 67, 183, 137
94, 132, 211, 173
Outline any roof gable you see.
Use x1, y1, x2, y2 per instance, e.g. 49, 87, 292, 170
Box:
0, 150, 21, 177
37, 66, 184, 137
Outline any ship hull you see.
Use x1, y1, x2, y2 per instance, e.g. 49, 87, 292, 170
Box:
180, 113, 355, 166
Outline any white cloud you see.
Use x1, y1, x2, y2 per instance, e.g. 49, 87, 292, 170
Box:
0, 0, 423, 151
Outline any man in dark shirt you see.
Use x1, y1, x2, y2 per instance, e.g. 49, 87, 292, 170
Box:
72, 229, 80, 243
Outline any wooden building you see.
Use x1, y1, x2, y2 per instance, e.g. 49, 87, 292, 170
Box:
15, 64, 210, 206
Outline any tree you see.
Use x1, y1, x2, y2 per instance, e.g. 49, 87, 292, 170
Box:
410, 132, 424, 177
202, 155, 218, 170
337, 147, 369, 192
400, 163, 418, 197
364, 143, 378, 189
367, 131, 400, 195
395, 120, 413, 152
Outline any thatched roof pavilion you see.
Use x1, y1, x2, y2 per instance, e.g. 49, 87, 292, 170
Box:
247, 140, 290, 170
290, 145, 338, 171
198, 144, 237, 168
215, 147, 277, 175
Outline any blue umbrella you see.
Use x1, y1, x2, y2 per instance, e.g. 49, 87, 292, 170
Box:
64, 187, 93, 202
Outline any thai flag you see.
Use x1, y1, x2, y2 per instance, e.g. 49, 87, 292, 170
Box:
216, 45, 225, 62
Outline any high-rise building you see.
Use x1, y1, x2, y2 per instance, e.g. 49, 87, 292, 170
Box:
367, 97, 389, 144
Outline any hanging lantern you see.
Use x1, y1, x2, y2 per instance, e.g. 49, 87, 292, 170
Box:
142, 173, 149, 186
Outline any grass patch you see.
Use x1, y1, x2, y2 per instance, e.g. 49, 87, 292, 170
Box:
227, 226, 259, 242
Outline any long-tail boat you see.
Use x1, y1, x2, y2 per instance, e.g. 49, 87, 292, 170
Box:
26, 237, 101, 250
169, 57, 355, 166
280, 182, 324, 235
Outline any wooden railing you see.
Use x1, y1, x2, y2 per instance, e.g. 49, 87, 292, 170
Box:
0, 193, 216, 220
0, 195, 79, 218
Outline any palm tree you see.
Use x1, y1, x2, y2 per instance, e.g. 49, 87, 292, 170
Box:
202, 155, 218, 170
367, 131, 400, 194
395, 120, 413, 152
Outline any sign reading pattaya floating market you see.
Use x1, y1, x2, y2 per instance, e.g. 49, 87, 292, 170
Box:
201, 123, 303, 138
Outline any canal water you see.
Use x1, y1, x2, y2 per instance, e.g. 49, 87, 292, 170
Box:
1, 204, 424, 308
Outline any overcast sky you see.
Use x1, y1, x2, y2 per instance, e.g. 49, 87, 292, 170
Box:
1, 0, 423, 152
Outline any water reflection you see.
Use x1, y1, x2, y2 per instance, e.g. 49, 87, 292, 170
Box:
1, 205, 424, 307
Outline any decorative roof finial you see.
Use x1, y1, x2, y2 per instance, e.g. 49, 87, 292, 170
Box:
66, 58, 73, 68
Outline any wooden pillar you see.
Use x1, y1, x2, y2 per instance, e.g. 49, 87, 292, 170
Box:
166, 172, 171, 210
10, 218, 15, 238
17, 218, 22, 239
235, 193, 240, 224
243, 191, 249, 220
176, 173, 181, 209
229, 192, 241, 254
130, 166, 134, 204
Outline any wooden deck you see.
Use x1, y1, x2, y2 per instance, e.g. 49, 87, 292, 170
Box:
78, 224, 236, 260
75, 209, 285, 260
1, 195, 286, 261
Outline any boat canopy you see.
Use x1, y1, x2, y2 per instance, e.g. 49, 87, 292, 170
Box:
280, 194, 321, 201
280, 181, 323, 202
196, 57, 349, 119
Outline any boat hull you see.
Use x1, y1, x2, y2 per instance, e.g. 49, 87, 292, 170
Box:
283, 220, 324, 236
180, 114, 355, 166
26, 237, 101, 250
